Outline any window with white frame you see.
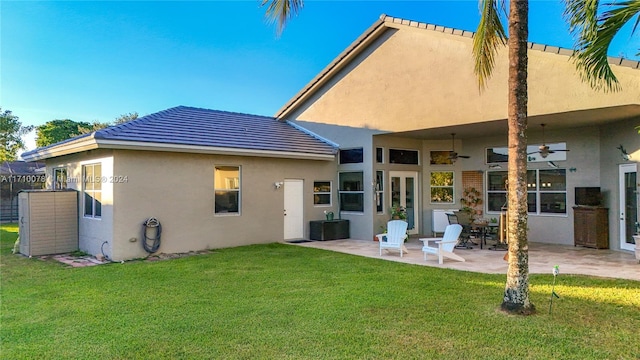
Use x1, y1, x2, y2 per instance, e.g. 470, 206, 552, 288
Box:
313, 181, 331, 206
53, 168, 67, 190
339, 172, 363, 212
430, 171, 454, 203
487, 169, 567, 214
214, 166, 240, 214
83, 163, 101, 218
375, 170, 384, 213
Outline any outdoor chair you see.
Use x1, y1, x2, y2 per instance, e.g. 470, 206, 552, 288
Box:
377, 220, 409, 257
420, 224, 465, 264
447, 212, 474, 249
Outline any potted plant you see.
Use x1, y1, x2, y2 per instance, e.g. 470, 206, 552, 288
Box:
460, 187, 483, 220
390, 206, 407, 220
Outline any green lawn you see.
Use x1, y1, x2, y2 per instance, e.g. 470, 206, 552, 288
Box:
1, 223, 638, 359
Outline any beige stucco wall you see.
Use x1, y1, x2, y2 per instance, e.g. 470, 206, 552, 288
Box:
109, 150, 336, 261
46, 150, 115, 257
287, 25, 640, 131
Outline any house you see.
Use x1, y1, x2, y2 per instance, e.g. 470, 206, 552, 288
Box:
21, 14, 640, 259
276, 15, 640, 252
1, 161, 45, 221
21, 106, 338, 260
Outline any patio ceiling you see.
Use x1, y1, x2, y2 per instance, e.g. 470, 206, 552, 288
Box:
390, 104, 640, 140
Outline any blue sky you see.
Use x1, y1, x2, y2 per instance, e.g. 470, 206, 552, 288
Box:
2, 1, 639, 151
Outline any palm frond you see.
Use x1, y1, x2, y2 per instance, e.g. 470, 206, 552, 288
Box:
261, 0, 304, 35
565, 0, 640, 92
473, 0, 508, 91
563, 0, 600, 39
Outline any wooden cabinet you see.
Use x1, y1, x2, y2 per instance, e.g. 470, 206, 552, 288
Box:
310, 220, 349, 241
573, 207, 609, 249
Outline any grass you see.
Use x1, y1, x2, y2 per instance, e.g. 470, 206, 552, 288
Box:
1, 223, 639, 359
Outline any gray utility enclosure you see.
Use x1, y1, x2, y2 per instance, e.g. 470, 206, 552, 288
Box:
18, 190, 78, 256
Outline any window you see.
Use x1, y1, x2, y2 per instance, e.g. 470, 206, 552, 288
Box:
376, 147, 384, 163
430, 150, 453, 165
487, 169, 567, 214
339, 172, 363, 212
487, 171, 508, 211
313, 181, 331, 206
486, 147, 509, 163
375, 171, 384, 213
538, 169, 567, 214
53, 168, 67, 190
389, 149, 419, 164
430, 171, 454, 203
487, 143, 568, 163
83, 164, 101, 218
214, 166, 240, 214
339, 148, 363, 164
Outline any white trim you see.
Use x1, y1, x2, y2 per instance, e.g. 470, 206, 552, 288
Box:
22, 135, 98, 161
313, 180, 332, 207
619, 163, 637, 251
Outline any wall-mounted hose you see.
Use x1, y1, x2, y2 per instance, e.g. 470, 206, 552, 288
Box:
101, 241, 111, 261
142, 217, 162, 253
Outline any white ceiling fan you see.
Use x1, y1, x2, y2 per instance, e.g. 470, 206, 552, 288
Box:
449, 133, 470, 162
527, 124, 570, 159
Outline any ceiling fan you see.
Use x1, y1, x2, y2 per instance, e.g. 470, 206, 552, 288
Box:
449, 133, 470, 162
527, 123, 569, 159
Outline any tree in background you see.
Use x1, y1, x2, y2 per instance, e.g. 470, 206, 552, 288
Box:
114, 112, 138, 124
78, 112, 138, 134
35, 119, 90, 147
0, 108, 34, 161
78, 121, 112, 135
36, 112, 139, 145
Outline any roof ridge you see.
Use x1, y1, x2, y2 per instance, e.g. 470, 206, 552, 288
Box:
381, 14, 639, 70
173, 105, 278, 120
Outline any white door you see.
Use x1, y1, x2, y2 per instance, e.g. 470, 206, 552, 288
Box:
390, 171, 419, 235
619, 163, 637, 251
284, 179, 304, 240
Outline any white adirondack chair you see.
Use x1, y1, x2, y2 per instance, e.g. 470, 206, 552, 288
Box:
420, 224, 465, 264
377, 220, 409, 257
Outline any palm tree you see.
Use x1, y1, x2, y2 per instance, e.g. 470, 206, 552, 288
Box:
262, 0, 535, 314
473, 0, 534, 315
261, 0, 636, 315
563, 0, 640, 92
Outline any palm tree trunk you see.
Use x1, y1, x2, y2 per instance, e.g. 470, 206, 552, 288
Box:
502, 0, 535, 315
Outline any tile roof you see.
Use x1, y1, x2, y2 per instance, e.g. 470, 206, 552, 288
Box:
22, 106, 337, 160
99, 106, 336, 154
381, 14, 640, 69
0, 161, 46, 175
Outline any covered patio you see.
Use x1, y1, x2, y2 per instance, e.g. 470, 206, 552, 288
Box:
289, 238, 639, 281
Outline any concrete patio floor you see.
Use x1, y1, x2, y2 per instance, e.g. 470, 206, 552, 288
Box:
288, 237, 639, 281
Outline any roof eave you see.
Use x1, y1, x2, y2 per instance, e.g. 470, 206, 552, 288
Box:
95, 139, 335, 161
21, 135, 99, 162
